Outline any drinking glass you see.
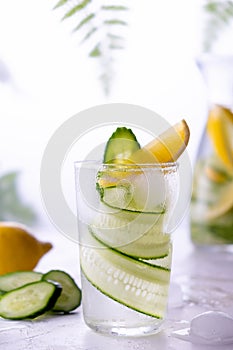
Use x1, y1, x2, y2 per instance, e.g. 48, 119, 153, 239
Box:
75, 161, 179, 336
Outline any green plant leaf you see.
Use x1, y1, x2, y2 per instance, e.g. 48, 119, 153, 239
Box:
89, 44, 101, 57
53, 0, 69, 10
82, 27, 97, 43
101, 5, 129, 11
0, 171, 37, 224
62, 0, 92, 20
104, 19, 127, 26
53, 0, 129, 95
203, 0, 233, 52
73, 13, 95, 32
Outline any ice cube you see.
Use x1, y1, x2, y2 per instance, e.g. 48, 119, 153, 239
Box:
131, 171, 166, 210
190, 311, 233, 342
172, 311, 233, 345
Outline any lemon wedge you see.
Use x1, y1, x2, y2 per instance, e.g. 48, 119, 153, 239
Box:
98, 120, 190, 188
129, 119, 190, 164
205, 181, 233, 221
207, 105, 233, 172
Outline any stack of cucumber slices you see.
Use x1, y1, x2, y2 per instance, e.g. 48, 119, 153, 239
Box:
0, 270, 81, 320
80, 127, 177, 319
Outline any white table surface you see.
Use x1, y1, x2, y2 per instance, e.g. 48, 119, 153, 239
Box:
1, 220, 233, 350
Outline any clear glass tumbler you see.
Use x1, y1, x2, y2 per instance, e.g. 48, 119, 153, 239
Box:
75, 161, 179, 336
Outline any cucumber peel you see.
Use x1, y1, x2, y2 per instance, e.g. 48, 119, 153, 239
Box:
0, 281, 62, 320
80, 229, 171, 318
43, 270, 81, 312
103, 127, 140, 163
88, 126, 172, 317
0, 270, 82, 320
0, 271, 43, 292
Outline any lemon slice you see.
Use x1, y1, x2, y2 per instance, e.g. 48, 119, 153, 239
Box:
207, 105, 233, 172
205, 165, 229, 183
98, 120, 190, 188
97, 169, 135, 188
205, 181, 233, 220
129, 119, 190, 164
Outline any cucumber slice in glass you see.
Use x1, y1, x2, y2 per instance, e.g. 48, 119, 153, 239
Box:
103, 127, 140, 163
43, 270, 81, 312
101, 186, 165, 214
0, 271, 43, 292
90, 208, 169, 259
80, 229, 171, 318
0, 281, 61, 320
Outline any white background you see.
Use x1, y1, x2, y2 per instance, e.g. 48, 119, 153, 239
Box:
0, 0, 226, 227
1, 3, 233, 349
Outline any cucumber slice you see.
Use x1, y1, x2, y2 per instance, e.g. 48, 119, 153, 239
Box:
101, 185, 132, 210
80, 230, 171, 318
90, 227, 170, 260
101, 186, 165, 214
90, 209, 169, 259
98, 165, 167, 216
103, 127, 140, 163
0, 281, 62, 320
0, 271, 43, 292
43, 270, 81, 312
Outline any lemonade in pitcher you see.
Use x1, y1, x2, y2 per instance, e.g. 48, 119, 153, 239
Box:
191, 104, 233, 245
191, 55, 233, 246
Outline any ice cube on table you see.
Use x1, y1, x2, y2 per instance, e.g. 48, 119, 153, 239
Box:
190, 311, 233, 342
172, 311, 233, 345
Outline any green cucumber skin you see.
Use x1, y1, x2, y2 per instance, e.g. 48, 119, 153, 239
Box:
90, 228, 170, 263
43, 270, 82, 312
0, 281, 62, 320
90, 208, 170, 260
81, 268, 162, 319
0, 271, 43, 292
101, 198, 165, 215
80, 229, 171, 318
103, 127, 140, 163
84, 229, 171, 273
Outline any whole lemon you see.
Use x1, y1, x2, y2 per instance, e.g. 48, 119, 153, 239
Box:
0, 222, 52, 275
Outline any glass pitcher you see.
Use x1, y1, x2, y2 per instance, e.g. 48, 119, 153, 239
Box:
190, 54, 233, 246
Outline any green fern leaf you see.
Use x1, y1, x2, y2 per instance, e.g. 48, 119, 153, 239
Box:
99, 72, 112, 96
89, 44, 101, 57
73, 13, 95, 32
109, 44, 124, 50
101, 5, 129, 11
53, 0, 69, 9
203, 0, 233, 52
82, 27, 97, 43
107, 33, 124, 40
53, 0, 129, 94
104, 19, 127, 26
62, 0, 92, 20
